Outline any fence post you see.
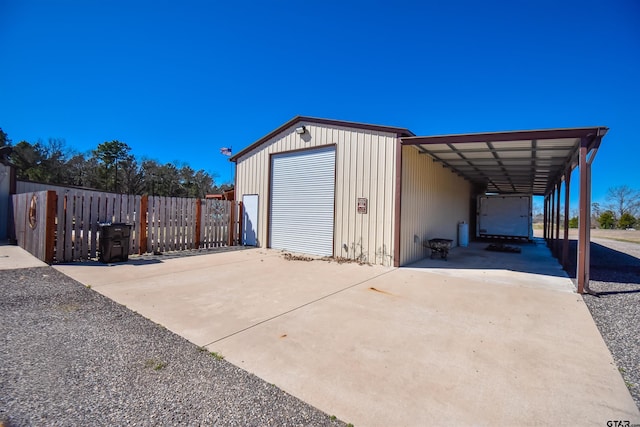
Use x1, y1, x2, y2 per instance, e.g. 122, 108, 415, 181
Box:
195, 198, 202, 249
45, 190, 57, 263
233, 201, 243, 246
139, 195, 148, 254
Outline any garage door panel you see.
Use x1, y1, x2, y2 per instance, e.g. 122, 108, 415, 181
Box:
270, 146, 335, 257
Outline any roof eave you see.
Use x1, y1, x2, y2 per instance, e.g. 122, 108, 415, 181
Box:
401, 127, 609, 146
229, 115, 414, 162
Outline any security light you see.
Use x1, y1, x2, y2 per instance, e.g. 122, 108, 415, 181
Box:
295, 126, 306, 135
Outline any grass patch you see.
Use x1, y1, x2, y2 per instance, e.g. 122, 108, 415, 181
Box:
58, 303, 80, 313
144, 358, 167, 371
209, 351, 225, 360
197, 346, 225, 360
603, 237, 640, 244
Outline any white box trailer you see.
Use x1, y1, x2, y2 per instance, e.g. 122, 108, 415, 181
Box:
477, 194, 533, 239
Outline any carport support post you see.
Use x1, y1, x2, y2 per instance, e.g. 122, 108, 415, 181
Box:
543, 195, 548, 240
555, 181, 561, 256
549, 187, 555, 249
562, 170, 571, 269
577, 141, 590, 294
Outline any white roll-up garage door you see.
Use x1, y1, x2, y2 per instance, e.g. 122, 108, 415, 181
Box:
270, 146, 336, 256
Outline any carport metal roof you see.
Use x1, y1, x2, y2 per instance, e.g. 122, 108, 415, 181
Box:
401, 127, 608, 196
402, 126, 609, 295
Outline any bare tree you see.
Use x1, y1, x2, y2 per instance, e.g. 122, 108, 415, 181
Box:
605, 185, 640, 218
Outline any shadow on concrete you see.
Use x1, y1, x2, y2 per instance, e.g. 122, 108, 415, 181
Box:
55, 258, 164, 267
406, 238, 568, 278
408, 237, 640, 289
55, 246, 251, 267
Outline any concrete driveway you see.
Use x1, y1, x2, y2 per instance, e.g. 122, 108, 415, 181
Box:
55, 244, 640, 426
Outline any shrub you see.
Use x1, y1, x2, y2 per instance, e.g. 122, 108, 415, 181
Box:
598, 211, 616, 229
618, 212, 637, 229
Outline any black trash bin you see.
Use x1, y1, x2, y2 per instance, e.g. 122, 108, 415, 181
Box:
99, 222, 132, 263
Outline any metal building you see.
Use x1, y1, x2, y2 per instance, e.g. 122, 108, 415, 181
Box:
231, 116, 471, 267
230, 116, 606, 292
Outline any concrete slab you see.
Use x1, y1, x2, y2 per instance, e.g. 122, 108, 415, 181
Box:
55, 246, 640, 426
0, 244, 48, 270
55, 248, 391, 346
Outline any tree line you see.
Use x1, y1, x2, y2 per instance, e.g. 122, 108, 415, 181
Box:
548, 186, 639, 230
0, 128, 231, 198
590, 185, 639, 229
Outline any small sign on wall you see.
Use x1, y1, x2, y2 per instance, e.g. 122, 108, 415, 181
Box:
357, 198, 368, 214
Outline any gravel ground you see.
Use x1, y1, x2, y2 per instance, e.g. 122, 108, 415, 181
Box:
566, 238, 640, 409
0, 267, 346, 427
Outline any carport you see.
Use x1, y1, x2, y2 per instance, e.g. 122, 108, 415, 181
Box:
401, 126, 608, 293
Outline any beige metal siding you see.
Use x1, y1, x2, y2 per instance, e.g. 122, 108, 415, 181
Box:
400, 146, 472, 266
235, 122, 398, 265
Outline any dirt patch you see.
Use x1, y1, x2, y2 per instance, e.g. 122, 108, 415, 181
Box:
281, 252, 371, 265
322, 256, 370, 266
282, 253, 314, 262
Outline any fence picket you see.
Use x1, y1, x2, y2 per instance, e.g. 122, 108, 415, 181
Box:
148, 196, 155, 253
81, 191, 90, 259
176, 197, 181, 250
207, 200, 212, 247
162, 196, 169, 252
188, 198, 193, 249
77, 192, 85, 260
206, 200, 212, 247
183, 198, 189, 250
90, 191, 99, 258
55, 193, 65, 261
212, 200, 218, 247
183, 197, 189, 250
156, 196, 162, 252
151, 196, 158, 253
64, 193, 74, 261
167, 197, 174, 251
114, 194, 121, 223
131, 195, 140, 254
172, 197, 178, 251
188, 198, 192, 249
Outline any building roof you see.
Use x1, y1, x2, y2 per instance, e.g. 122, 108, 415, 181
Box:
401, 127, 608, 196
230, 115, 607, 197
229, 116, 414, 162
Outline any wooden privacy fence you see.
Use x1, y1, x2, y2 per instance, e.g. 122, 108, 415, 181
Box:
11, 189, 242, 263
145, 196, 235, 254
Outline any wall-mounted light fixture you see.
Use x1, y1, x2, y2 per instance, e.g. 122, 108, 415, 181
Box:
295, 126, 306, 135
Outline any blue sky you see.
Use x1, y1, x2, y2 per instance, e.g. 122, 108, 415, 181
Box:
1, 0, 638, 208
